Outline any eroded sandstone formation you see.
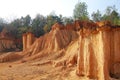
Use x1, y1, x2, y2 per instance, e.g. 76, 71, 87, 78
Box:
23, 23, 78, 56
0, 38, 16, 51
0, 28, 16, 52
22, 32, 35, 51
0, 21, 120, 80
76, 24, 120, 80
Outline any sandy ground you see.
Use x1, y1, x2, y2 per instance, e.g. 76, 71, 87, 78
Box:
0, 51, 118, 80
0, 59, 89, 80
0, 61, 119, 80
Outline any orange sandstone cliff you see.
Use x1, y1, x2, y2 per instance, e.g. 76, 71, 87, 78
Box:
76, 23, 120, 80
0, 21, 120, 80
0, 28, 16, 52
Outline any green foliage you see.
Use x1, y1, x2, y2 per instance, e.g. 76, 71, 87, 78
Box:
110, 10, 119, 25
0, 18, 5, 32
44, 14, 62, 32
31, 14, 46, 37
91, 10, 102, 22
63, 17, 73, 25
10, 19, 22, 27
0, 13, 63, 39
21, 15, 31, 27
101, 6, 120, 25
73, 2, 89, 20
43, 24, 49, 33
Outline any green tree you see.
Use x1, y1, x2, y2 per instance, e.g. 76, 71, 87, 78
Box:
63, 17, 73, 25
10, 19, 22, 27
73, 2, 89, 20
44, 14, 62, 33
110, 10, 119, 25
22, 15, 31, 27
43, 24, 49, 33
32, 14, 46, 37
102, 6, 114, 21
0, 18, 6, 32
102, 6, 120, 25
10, 16, 31, 39
91, 10, 102, 22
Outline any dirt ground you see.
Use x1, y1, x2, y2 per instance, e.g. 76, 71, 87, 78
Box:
0, 51, 118, 80
0, 58, 89, 80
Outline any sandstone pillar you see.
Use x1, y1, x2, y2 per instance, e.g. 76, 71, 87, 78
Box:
77, 31, 110, 80
23, 32, 35, 51
22, 34, 27, 51
26, 32, 34, 49
76, 36, 85, 76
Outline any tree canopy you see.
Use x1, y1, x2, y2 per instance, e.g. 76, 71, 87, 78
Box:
101, 6, 120, 25
91, 10, 102, 22
73, 2, 89, 20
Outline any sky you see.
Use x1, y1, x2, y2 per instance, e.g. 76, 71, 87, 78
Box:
0, 0, 120, 21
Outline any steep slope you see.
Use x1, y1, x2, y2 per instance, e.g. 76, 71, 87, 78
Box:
22, 28, 79, 60
0, 23, 79, 62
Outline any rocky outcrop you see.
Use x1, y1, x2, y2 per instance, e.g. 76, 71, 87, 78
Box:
0, 38, 16, 52
0, 28, 17, 52
0, 52, 22, 62
77, 31, 109, 80
76, 25, 120, 80
110, 28, 120, 78
0, 21, 120, 80
96, 21, 111, 27
22, 32, 35, 51
52, 23, 65, 30
0, 23, 79, 62
52, 22, 120, 80
23, 26, 78, 56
